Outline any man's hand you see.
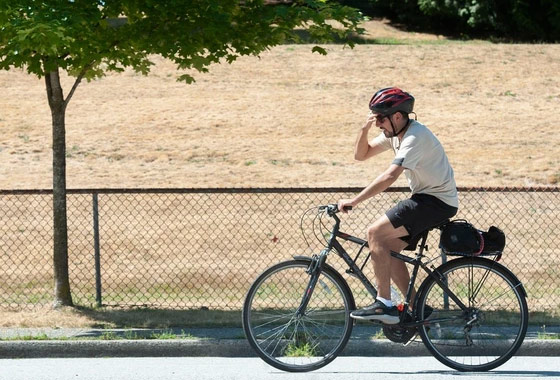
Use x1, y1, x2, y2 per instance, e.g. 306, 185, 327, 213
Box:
362, 111, 376, 130
355, 111, 382, 161
337, 199, 355, 213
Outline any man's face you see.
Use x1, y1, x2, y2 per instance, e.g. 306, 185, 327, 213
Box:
375, 113, 394, 137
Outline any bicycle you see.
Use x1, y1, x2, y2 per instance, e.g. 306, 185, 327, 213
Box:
242, 204, 528, 372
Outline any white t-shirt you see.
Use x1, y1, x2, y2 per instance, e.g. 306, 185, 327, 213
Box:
371, 120, 458, 208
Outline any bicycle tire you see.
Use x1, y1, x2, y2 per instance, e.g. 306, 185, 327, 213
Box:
242, 259, 354, 372
415, 257, 528, 372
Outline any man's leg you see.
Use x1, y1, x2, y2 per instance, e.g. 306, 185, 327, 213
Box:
367, 214, 408, 300
391, 257, 416, 303
350, 214, 409, 323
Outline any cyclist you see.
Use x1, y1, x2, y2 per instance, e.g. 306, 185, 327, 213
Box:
338, 87, 458, 324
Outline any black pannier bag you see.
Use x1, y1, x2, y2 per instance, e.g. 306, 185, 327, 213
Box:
480, 226, 506, 254
439, 220, 505, 258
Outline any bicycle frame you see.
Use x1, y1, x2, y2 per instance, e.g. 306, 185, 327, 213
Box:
301, 209, 476, 327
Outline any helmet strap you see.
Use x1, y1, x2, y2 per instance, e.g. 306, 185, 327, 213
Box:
389, 117, 412, 150
389, 118, 410, 137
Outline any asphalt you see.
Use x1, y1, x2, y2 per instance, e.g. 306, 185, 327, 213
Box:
0, 325, 559, 359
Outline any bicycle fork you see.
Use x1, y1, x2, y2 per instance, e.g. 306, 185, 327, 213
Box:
295, 250, 328, 318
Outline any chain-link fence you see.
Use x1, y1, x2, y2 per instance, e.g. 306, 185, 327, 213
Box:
0, 187, 558, 314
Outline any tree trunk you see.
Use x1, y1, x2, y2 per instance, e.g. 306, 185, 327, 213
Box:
45, 69, 73, 308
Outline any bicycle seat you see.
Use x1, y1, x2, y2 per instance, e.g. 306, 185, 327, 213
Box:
415, 219, 451, 238
401, 219, 449, 251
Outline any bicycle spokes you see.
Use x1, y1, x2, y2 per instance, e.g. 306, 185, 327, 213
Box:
417, 258, 528, 371
243, 260, 353, 372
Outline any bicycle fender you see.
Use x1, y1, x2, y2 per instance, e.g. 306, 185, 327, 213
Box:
293, 255, 356, 310
489, 259, 528, 298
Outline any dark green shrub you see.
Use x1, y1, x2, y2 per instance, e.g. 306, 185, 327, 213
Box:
334, 0, 560, 41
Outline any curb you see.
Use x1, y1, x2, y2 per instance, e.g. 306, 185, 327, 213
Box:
0, 339, 253, 359
1, 339, 559, 359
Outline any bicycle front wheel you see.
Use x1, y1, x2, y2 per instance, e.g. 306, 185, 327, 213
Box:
416, 257, 528, 372
242, 259, 354, 372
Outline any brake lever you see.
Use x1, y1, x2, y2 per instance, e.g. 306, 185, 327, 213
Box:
319, 204, 352, 216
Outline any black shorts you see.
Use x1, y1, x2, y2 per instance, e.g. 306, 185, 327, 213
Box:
386, 193, 458, 251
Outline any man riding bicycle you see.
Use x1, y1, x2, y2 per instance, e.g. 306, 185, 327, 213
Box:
338, 87, 458, 324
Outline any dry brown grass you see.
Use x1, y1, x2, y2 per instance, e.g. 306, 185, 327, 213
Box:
0, 307, 94, 328
1, 20, 559, 189
0, 307, 243, 328
1, 20, 559, 328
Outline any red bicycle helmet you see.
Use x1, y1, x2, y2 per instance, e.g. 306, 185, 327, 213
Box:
369, 87, 415, 116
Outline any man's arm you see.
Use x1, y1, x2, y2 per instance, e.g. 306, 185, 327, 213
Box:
354, 113, 388, 161
338, 164, 405, 211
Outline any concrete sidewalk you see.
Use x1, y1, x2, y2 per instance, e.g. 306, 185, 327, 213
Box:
0, 326, 559, 359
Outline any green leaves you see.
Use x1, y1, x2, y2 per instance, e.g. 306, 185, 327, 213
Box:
15, 21, 75, 56
312, 46, 327, 55
1, 0, 364, 82
416, 0, 560, 40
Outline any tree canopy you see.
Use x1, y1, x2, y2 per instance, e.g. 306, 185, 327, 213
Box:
0, 0, 363, 307
1, 0, 363, 84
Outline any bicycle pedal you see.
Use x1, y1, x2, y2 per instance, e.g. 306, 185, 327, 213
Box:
403, 333, 419, 346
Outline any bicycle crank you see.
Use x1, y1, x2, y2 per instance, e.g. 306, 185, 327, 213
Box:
382, 325, 417, 344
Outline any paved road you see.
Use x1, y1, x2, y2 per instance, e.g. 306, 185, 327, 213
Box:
1, 357, 559, 380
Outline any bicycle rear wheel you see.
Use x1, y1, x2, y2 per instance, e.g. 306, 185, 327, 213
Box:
416, 257, 528, 372
242, 259, 354, 372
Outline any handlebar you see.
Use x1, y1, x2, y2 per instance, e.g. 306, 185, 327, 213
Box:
301, 204, 352, 251
318, 204, 352, 216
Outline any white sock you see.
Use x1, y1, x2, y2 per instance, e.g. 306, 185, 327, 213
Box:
376, 296, 393, 307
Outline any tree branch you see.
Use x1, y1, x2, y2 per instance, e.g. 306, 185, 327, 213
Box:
64, 62, 94, 108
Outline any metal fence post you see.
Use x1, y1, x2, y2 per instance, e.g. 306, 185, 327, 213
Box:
92, 193, 102, 307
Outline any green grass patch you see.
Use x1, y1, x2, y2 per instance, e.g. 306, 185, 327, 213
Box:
94, 329, 197, 340
537, 332, 560, 340
284, 342, 318, 357
371, 329, 385, 340
149, 329, 196, 340
537, 325, 560, 340
0, 330, 198, 341
0, 334, 69, 342
4, 333, 51, 341
100, 331, 119, 340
